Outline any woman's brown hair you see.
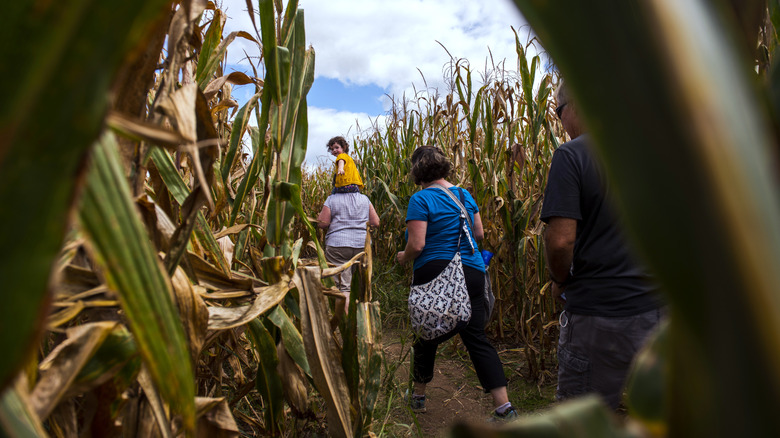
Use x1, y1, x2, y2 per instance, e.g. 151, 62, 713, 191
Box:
410, 145, 452, 185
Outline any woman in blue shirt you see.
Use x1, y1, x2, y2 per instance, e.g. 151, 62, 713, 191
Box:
397, 146, 515, 419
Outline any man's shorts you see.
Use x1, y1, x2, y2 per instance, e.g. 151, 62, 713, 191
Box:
556, 307, 664, 409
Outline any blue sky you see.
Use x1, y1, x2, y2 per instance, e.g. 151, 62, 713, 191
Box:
308, 78, 386, 115
221, 0, 529, 168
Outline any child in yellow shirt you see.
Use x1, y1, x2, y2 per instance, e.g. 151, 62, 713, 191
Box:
327, 136, 364, 193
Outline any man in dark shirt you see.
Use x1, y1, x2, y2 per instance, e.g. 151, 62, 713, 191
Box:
541, 82, 664, 409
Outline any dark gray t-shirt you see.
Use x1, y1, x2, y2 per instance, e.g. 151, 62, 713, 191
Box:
541, 135, 662, 316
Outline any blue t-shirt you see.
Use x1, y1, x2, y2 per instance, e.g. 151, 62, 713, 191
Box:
405, 186, 485, 272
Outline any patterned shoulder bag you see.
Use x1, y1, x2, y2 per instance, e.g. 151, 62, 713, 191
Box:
408, 185, 475, 341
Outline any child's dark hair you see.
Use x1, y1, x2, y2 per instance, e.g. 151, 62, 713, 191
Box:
327, 136, 349, 154
410, 145, 452, 185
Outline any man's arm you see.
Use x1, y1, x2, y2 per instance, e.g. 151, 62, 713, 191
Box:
543, 217, 576, 296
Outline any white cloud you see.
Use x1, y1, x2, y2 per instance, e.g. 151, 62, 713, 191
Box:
301, 0, 526, 95
222, 0, 528, 97
218, 0, 532, 167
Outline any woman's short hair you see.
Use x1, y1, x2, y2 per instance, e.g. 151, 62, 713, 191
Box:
327, 136, 349, 153
410, 145, 452, 185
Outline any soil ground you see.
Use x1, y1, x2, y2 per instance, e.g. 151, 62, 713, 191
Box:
375, 328, 557, 437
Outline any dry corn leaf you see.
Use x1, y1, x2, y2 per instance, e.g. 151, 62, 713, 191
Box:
156, 83, 198, 143
47, 301, 86, 329
48, 398, 77, 438
31, 322, 117, 419
207, 275, 293, 330
107, 111, 189, 150
295, 266, 353, 438
58, 264, 100, 297
203, 72, 256, 100
138, 367, 173, 438
276, 341, 308, 413
213, 224, 254, 240
321, 251, 365, 279
195, 397, 239, 438
217, 235, 235, 267
171, 266, 209, 362
211, 98, 239, 115
187, 252, 255, 291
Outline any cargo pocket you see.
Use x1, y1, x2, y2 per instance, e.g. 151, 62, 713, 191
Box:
557, 346, 590, 399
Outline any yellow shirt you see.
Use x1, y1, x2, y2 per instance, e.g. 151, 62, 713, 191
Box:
333, 153, 364, 188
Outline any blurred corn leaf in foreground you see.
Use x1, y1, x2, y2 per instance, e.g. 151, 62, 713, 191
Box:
0, 0, 173, 393
456, 0, 780, 436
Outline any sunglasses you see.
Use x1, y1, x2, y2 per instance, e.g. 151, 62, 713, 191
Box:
555, 102, 568, 119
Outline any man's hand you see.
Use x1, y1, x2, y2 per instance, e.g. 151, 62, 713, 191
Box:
551, 282, 566, 303
396, 251, 406, 264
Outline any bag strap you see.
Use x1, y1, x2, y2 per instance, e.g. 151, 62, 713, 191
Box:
429, 184, 476, 254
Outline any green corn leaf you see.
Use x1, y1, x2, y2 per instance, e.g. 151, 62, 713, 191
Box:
79, 133, 195, 433
0, 382, 47, 437
195, 9, 223, 87
0, 0, 172, 392
625, 321, 669, 437
198, 26, 259, 89
515, 34, 535, 123
258, 0, 282, 105
451, 396, 630, 437
247, 318, 284, 433
356, 301, 382, 432
221, 93, 260, 186
483, 97, 495, 158
230, 124, 266, 226
279, 0, 299, 44
150, 147, 230, 276
268, 306, 311, 377
468, 89, 483, 146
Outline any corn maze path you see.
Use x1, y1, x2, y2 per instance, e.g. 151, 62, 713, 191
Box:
382, 331, 501, 437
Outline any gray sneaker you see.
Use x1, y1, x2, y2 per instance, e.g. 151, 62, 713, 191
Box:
489, 406, 518, 422
404, 390, 427, 413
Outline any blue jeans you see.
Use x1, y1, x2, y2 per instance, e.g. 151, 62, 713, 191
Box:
556, 307, 664, 409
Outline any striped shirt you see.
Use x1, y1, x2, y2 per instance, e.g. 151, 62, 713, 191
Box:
324, 193, 372, 248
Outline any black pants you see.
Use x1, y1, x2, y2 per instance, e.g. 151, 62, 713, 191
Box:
411, 260, 507, 392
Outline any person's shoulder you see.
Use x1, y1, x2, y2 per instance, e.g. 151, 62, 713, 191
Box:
558, 134, 591, 153
409, 188, 433, 203
454, 186, 473, 196
337, 153, 351, 160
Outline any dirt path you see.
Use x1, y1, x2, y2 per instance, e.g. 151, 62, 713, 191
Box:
379, 331, 512, 437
